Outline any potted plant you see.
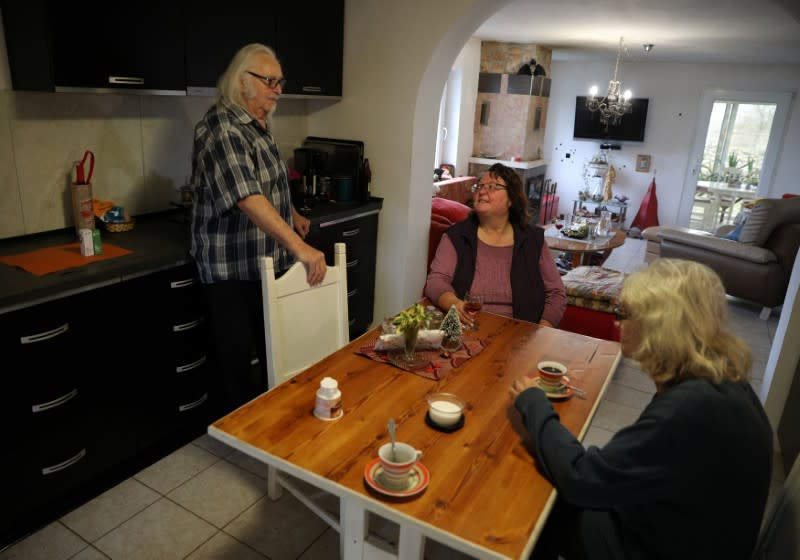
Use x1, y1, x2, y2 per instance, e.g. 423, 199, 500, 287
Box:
392, 303, 431, 362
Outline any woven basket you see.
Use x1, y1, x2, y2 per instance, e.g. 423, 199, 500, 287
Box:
100, 218, 135, 232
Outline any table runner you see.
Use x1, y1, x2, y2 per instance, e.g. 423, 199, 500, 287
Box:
0, 242, 132, 276
357, 332, 487, 380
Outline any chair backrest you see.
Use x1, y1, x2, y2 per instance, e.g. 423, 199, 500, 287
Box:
750, 454, 800, 560
260, 243, 349, 388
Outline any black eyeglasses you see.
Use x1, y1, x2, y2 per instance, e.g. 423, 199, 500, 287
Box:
470, 182, 507, 193
246, 70, 287, 89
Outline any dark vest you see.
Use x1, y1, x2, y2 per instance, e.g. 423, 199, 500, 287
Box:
445, 216, 545, 323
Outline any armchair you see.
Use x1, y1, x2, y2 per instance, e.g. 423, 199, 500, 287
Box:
657, 197, 800, 318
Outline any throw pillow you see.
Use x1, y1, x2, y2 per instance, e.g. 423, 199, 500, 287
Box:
724, 221, 746, 241
737, 199, 774, 245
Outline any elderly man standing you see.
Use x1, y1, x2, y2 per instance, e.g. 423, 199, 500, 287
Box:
190, 43, 326, 412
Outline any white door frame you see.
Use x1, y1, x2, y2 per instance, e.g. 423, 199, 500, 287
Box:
677, 89, 794, 226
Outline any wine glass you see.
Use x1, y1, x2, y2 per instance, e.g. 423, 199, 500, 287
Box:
554, 217, 565, 231
463, 292, 483, 331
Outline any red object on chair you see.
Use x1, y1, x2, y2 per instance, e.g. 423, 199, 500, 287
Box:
630, 178, 659, 231
559, 306, 620, 341
429, 197, 471, 269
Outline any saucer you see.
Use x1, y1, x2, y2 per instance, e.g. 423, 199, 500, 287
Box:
425, 411, 464, 432
532, 376, 574, 400
363, 457, 430, 498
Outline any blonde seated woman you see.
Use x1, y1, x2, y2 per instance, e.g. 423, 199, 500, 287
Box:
510, 258, 772, 560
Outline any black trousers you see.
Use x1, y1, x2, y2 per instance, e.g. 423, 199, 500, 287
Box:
202, 280, 268, 414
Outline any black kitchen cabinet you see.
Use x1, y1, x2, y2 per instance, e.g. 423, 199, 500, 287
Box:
307, 207, 380, 339
275, 1, 344, 97
0, 288, 118, 544
124, 264, 215, 450
185, 0, 343, 97
2, 0, 343, 97
185, 8, 277, 93
0, 0, 185, 93
0, 262, 214, 548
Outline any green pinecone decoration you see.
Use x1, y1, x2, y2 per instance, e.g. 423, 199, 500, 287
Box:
441, 304, 462, 340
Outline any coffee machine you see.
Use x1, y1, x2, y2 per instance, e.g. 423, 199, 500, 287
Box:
294, 137, 366, 202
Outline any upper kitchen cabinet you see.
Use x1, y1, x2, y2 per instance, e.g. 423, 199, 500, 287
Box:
184, 8, 276, 95
0, 0, 185, 94
275, 0, 344, 97
185, 0, 343, 98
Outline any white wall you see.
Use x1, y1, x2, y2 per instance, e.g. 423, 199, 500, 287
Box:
543, 61, 800, 226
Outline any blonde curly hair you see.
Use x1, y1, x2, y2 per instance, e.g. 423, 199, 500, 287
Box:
620, 258, 752, 387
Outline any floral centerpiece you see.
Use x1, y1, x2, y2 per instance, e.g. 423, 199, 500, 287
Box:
392, 303, 431, 359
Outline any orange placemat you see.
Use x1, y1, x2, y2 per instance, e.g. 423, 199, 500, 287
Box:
356, 333, 487, 380
0, 242, 133, 276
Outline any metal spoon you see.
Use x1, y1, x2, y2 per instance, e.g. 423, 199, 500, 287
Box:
388, 418, 397, 461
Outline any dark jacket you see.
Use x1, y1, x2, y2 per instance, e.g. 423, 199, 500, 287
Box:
445, 216, 545, 323
514, 378, 773, 560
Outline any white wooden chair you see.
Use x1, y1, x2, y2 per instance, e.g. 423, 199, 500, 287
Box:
259, 242, 349, 532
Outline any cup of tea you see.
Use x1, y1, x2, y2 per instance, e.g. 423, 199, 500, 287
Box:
537, 361, 567, 391
378, 442, 422, 489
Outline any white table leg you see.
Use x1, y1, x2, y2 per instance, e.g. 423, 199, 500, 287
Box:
342, 498, 369, 559
706, 193, 720, 231
397, 525, 425, 559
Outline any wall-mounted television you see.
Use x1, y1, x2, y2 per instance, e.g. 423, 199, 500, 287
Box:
573, 96, 649, 142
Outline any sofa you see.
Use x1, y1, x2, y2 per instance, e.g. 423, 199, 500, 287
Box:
655, 196, 800, 318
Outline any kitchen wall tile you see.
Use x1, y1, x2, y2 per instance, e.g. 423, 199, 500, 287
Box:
0, 91, 24, 238
140, 96, 207, 213
1, 92, 310, 240
10, 91, 141, 234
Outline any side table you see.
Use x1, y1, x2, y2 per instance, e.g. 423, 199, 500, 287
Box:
573, 199, 628, 227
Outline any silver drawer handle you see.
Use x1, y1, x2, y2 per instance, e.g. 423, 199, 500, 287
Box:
21, 323, 69, 344
173, 318, 203, 332
32, 388, 78, 413
179, 393, 208, 412
347, 259, 359, 268
109, 76, 144, 85
342, 228, 360, 237
347, 288, 358, 298
170, 278, 195, 289
42, 448, 86, 475
176, 355, 207, 373
302, 86, 322, 93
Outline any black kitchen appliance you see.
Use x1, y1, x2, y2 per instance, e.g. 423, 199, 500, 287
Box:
295, 137, 367, 202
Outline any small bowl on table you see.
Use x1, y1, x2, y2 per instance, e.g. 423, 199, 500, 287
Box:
536, 361, 568, 392
426, 392, 466, 430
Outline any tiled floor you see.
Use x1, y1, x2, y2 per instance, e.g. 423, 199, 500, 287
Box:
1, 238, 785, 560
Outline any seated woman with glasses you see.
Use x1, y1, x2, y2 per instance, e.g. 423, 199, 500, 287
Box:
424, 162, 566, 328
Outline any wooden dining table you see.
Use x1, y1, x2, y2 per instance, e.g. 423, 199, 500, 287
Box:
208, 310, 621, 559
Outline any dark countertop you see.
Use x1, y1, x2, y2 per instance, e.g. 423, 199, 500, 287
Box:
0, 197, 382, 312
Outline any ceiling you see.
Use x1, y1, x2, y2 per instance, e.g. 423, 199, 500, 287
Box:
474, 0, 800, 66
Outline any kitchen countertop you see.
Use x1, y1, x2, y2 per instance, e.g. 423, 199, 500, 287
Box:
0, 197, 382, 313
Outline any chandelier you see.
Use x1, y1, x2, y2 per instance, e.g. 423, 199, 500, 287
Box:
586, 37, 633, 129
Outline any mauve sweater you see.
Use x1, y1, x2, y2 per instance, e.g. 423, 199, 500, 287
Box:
424, 234, 566, 326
